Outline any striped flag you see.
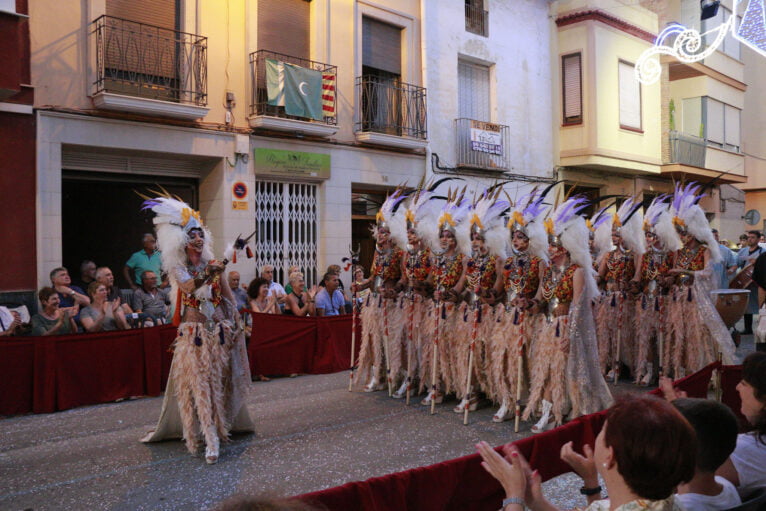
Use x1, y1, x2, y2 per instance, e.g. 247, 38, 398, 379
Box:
322, 72, 336, 118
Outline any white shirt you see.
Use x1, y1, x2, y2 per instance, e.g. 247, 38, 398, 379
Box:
731, 432, 766, 499
675, 476, 741, 511
0, 306, 14, 332
267, 281, 285, 297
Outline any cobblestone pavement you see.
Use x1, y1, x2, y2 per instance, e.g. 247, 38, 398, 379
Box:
1, 334, 753, 511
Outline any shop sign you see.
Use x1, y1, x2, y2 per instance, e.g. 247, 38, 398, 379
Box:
254, 148, 330, 179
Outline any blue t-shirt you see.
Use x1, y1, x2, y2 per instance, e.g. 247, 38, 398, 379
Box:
125, 249, 163, 285
315, 288, 345, 316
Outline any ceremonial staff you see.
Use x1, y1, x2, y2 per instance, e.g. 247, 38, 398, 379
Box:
514, 313, 524, 433
431, 253, 445, 415
344, 245, 361, 392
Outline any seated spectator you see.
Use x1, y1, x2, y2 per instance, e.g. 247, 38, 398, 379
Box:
318, 264, 345, 291
315, 272, 345, 317
50, 267, 90, 309
283, 272, 316, 317
284, 265, 300, 295
247, 277, 280, 314
123, 233, 164, 291
717, 352, 766, 499
672, 398, 741, 510
74, 259, 97, 292
80, 282, 129, 332
31, 287, 78, 336
352, 266, 370, 304
96, 266, 133, 314
229, 271, 249, 311
262, 265, 287, 303
131, 271, 169, 325
477, 395, 695, 511
0, 306, 22, 337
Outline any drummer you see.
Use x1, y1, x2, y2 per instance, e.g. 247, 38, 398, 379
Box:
736, 230, 765, 335
712, 229, 738, 289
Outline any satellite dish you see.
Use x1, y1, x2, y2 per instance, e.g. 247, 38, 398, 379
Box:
744, 209, 761, 226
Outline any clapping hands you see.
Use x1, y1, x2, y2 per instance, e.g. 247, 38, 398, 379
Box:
476, 442, 544, 509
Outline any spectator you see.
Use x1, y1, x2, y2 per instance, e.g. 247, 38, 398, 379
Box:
229, 271, 248, 311
31, 287, 78, 336
96, 266, 133, 314
50, 267, 90, 309
131, 270, 169, 325
123, 233, 164, 290
352, 265, 370, 304
247, 277, 280, 314
739, 234, 749, 250
717, 352, 766, 499
736, 231, 764, 335
318, 264, 345, 291
0, 306, 22, 337
261, 265, 286, 303
712, 229, 737, 289
283, 265, 300, 295
315, 272, 345, 317
80, 281, 129, 332
74, 259, 97, 292
477, 395, 695, 511
283, 272, 316, 317
673, 398, 741, 510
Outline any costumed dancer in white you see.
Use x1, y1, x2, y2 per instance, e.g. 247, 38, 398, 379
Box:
523, 196, 613, 432
140, 195, 254, 465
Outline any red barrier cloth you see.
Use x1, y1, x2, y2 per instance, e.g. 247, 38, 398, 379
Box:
721, 365, 747, 429
0, 339, 35, 415
649, 361, 720, 399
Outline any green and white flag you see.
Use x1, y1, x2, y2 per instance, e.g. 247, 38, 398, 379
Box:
265, 59, 323, 121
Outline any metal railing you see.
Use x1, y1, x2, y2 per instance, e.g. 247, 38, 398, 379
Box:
455, 118, 510, 171
91, 15, 207, 105
669, 130, 707, 167
249, 49, 337, 125
355, 76, 427, 139
465, 4, 489, 37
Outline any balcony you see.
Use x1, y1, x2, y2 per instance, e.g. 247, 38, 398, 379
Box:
248, 50, 338, 138
90, 15, 209, 120
669, 130, 706, 168
455, 118, 510, 171
354, 76, 428, 150
465, 3, 489, 37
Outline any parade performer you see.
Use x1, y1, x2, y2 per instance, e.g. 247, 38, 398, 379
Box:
595, 197, 645, 381
486, 188, 548, 423
523, 196, 612, 432
666, 183, 737, 376
450, 189, 507, 415
140, 195, 254, 465
631, 195, 680, 385
420, 189, 470, 406
353, 190, 407, 393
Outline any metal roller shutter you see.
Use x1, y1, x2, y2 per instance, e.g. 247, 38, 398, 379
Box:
362, 16, 401, 75
106, 0, 178, 30
258, 0, 310, 59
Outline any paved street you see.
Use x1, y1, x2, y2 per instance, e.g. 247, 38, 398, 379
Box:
1, 333, 753, 511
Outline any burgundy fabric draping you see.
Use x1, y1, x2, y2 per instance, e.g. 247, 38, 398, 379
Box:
648, 361, 720, 399
248, 312, 360, 376
0, 338, 35, 415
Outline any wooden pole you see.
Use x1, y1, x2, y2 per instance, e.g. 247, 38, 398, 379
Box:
348, 289, 358, 392
405, 294, 415, 405
464, 304, 479, 425
430, 301, 441, 415
514, 315, 524, 433
383, 297, 393, 397
613, 293, 623, 386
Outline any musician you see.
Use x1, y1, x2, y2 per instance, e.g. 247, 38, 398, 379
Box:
736, 230, 764, 335
711, 228, 738, 290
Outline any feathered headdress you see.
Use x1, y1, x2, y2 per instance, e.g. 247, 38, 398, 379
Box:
374, 188, 408, 244
612, 197, 646, 256
588, 204, 614, 263
428, 187, 471, 253
643, 194, 682, 252
456, 187, 509, 258
391, 178, 453, 251
671, 182, 721, 262
544, 196, 598, 297
507, 186, 550, 262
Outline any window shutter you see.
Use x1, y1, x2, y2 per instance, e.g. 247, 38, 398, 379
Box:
458, 60, 490, 122
106, 0, 177, 30
682, 97, 702, 137
562, 53, 582, 123
618, 61, 641, 130
258, 0, 310, 59
725, 104, 740, 148
362, 17, 402, 75
707, 98, 724, 144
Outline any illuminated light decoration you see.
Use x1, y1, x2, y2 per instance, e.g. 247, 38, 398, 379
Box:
636, 0, 766, 85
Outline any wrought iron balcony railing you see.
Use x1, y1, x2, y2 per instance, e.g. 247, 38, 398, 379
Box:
355, 76, 427, 139
249, 50, 337, 125
91, 15, 207, 106
669, 130, 706, 167
455, 118, 510, 171
465, 4, 489, 37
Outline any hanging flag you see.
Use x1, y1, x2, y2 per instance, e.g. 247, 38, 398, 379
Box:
283, 62, 324, 121
322, 72, 336, 118
266, 59, 285, 107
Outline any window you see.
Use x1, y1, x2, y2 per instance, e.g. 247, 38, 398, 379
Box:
465, 0, 488, 37
682, 97, 703, 138
618, 60, 641, 131
562, 53, 582, 125
359, 16, 403, 135
683, 96, 741, 152
458, 60, 491, 122
702, 5, 740, 60
257, 0, 310, 58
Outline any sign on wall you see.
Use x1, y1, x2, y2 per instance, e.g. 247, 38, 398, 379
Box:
231, 181, 248, 210
254, 148, 331, 179
470, 120, 503, 156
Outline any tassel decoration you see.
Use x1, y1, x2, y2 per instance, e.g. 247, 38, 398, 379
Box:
246, 245, 253, 258
219, 326, 225, 345
231, 251, 237, 264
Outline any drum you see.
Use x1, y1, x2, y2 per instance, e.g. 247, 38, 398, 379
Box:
711, 289, 750, 329
730, 263, 755, 289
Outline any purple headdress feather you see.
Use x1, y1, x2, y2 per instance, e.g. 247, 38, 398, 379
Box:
555, 196, 589, 225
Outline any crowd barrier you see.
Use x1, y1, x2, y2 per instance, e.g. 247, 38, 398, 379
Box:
0, 313, 359, 416
298, 362, 733, 511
